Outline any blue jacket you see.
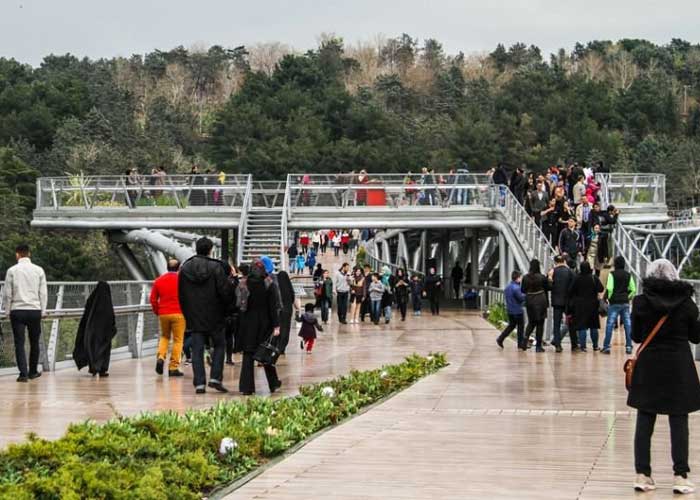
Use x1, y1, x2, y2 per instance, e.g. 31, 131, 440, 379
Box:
504, 281, 526, 316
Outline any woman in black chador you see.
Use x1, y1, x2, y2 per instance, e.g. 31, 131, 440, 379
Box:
73, 281, 117, 377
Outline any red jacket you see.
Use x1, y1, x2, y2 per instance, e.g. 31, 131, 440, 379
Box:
150, 272, 182, 316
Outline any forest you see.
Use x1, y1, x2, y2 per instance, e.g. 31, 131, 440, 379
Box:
1, 35, 699, 279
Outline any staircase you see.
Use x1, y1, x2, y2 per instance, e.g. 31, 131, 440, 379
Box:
239, 208, 284, 268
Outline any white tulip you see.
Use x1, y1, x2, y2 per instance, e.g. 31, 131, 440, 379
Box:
219, 437, 238, 455
321, 386, 335, 397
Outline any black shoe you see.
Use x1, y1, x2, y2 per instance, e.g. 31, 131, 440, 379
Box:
155, 358, 164, 375
195, 387, 206, 394
300, 340, 304, 350
208, 381, 228, 393
98, 371, 109, 377
340, 320, 347, 324
28, 372, 42, 380
385, 319, 390, 324
270, 381, 282, 393
536, 347, 545, 353
241, 391, 255, 396
168, 370, 184, 377
580, 347, 588, 352
555, 346, 563, 353
16, 376, 28, 383
496, 338, 504, 349
571, 346, 580, 352
225, 359, 235, 366
593, 346, 600, 352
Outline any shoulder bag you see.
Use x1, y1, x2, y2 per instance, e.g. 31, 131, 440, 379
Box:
624, 314, 668, 390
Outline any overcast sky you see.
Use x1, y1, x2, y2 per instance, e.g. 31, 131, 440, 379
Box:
2, 0, 699, 66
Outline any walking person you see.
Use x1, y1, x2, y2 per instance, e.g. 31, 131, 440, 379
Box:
394, 269, 410, 321
450, 263, 464, 299
319, 270, 333, 324
360, 263, 372, 322
237, 260, 282, 395
568, 261, 603, 352
521, 259, 550, 352
549, 255, 577, 352
332, 233, 341, 257
380, 266, 395, 324
368, 273, 385, 324
297, 303, 323, 353
410, 275, 424, 316
295, 253, 305, 275
178, 237, 234, 394
276, 270, 296, 355
334, 263, 351, 324
602, 256, 636, 355
628, 259, 700, 494
424, 267, 443, 315
2, 244, 47, 382
349, 267, 365, 323
287, 245, 298, 274
150, 259, 185, 377
496, 271, 526, 350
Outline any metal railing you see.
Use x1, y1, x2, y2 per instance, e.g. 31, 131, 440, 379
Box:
280, 178, 292, 270
0, 281, 155, 374
610, 222, 652, 285
36, 174, 251, 210
497, 186, 556, 269
251, 181, 287, 208
600, 173, 666, 206
287, 173, 493, 210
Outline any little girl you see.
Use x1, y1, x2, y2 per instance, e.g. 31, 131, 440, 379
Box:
297, 303, 323, 353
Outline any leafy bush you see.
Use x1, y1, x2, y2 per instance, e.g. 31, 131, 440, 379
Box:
0, 353, 446, 499
487, 302, 508, 329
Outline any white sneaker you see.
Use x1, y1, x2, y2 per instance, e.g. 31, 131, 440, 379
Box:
633, 474, 656, 492
673, 475, 695, 494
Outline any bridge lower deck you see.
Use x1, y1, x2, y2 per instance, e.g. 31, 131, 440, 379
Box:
2, 311, 696, 498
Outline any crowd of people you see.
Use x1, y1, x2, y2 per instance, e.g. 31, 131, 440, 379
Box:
287, 229, 368, 274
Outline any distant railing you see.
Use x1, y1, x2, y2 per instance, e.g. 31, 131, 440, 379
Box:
287, 173, 493, 210
0, 280, 155, 374
601, 173, 666, 207
251, 181, 287, 208
237, 175, 254, 262
36, 174, 251, 210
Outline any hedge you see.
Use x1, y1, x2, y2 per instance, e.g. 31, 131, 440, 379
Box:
0, 353, 447, 499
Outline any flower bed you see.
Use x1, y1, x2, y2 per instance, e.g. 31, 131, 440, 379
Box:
0, 353, 447, 499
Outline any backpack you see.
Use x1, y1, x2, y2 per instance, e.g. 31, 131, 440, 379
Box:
314, 282, 323, 298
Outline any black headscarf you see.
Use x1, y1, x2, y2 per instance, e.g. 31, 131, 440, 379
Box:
277, 270, 295, 310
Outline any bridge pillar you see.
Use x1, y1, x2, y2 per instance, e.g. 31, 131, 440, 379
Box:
420, 230, 428, 273
499, 233, 507, 288
470, 234, 479, 286
221, 229, 229, 264
114, 243, 149, 281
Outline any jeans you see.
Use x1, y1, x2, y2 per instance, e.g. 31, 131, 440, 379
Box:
289, 260, 297, 274
578, 328, 599, 350
336, 292, 349, 322
157, 314, 185, 370
10, 310, 42, 377
635, 411, 689, 477
191, 329, 225, 389
497, 314, 525, 348
383, 305, 392, 322
604, 303, 632, 350
320, 297, 331, 323
371, 300, 381, 322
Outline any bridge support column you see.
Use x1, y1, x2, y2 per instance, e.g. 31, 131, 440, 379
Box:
420, 230, 428, 273
221, 229, 229, 264
470, 234, 479, 286
114, 243, 149, 281
507, 243, 515, 280
498, 233, 507, 288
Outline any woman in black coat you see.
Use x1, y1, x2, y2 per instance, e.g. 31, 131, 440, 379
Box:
423, 267, 443, 315
520, 259, 550, 352
627, 259, 700, 493
276, 270, 296, 355
568, 261, 603, 352
237, 263, 282, 395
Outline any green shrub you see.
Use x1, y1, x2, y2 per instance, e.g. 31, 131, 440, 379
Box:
0, 353, 446, 499
487, 302, 507, 329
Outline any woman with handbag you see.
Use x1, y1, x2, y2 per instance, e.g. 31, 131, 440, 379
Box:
628, 259, 700, 494
568, 261, 604, 352
237, 261, 282, 395
520, 259, 550, 352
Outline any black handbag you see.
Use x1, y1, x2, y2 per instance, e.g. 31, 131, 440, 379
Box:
252, 335, 281, 366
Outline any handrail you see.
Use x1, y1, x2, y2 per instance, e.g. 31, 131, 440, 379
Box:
236, 175, 254, 262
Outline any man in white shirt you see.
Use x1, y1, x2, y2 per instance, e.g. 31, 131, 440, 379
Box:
2, 244, 48, 382
333, 263, 351, 324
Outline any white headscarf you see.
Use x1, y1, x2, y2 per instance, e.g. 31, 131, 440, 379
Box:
646, 259, 678, 281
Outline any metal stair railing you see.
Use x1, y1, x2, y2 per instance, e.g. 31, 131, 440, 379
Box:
280, 176, 291, 270
236, 175, 253, 263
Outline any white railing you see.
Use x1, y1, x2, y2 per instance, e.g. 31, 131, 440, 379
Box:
287, 173, 493, 209
0, 280, 155, 374
36, 174, 251, 210
280, 178, 291, 270
600, 173, 666, 206
236, 175, 254, 262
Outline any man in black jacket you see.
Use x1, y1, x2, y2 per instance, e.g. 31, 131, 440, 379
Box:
549, 255, 578, 352
558, 219, 581, 263
179, 237, 234, 394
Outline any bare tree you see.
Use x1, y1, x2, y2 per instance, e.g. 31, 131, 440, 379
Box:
606, 48, 639, 91
249, 42, 293, 75
576, 52, 605, 81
